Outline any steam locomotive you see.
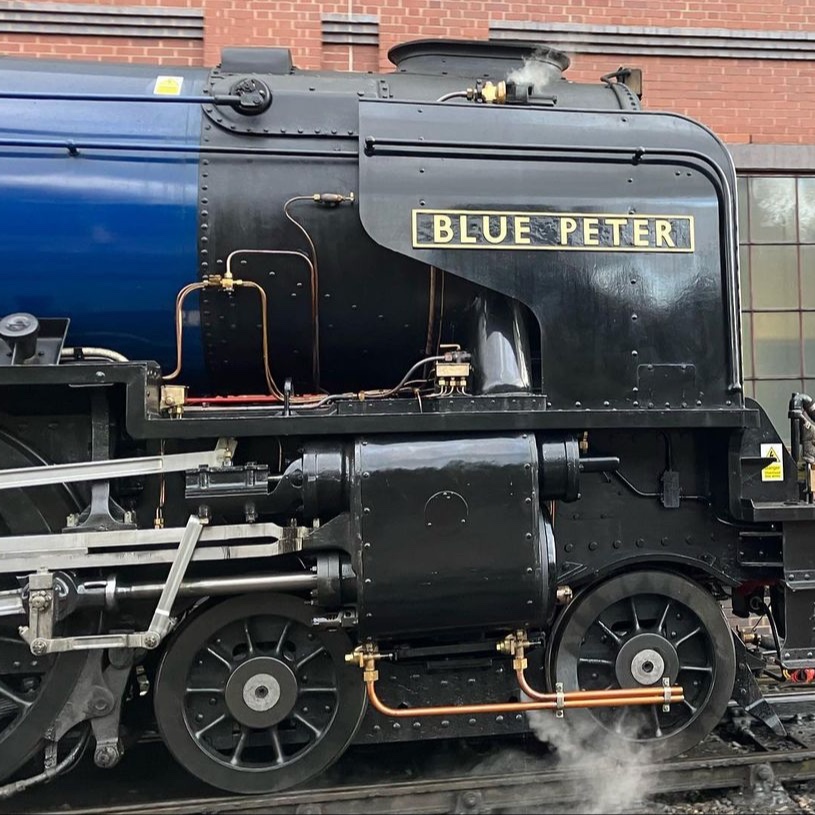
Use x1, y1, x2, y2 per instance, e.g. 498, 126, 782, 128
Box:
0, 36, 811, 798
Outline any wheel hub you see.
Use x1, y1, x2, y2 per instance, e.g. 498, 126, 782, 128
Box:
224, 656, 297, 728
616, 632, 679, 687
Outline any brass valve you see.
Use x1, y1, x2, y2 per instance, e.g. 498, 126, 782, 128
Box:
496, 629, 531, 671
463, 80, 507, 104
344, 645, 391, 683
481, 80, 506, 104
204, 270, 244, 292
312, 192, 355, 207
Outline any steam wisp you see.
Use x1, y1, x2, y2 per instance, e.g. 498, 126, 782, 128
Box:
524, 706, 655, 814
506, 47, 566, 95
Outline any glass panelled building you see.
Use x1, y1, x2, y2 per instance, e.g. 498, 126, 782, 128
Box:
738, 175, 815, 444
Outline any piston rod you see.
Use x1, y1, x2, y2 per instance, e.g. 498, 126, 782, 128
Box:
0, 572, 319, 618
114, 571, 318, 602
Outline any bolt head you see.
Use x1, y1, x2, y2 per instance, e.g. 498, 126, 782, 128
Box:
30, 639, 48, 655
94, 745, 121, 769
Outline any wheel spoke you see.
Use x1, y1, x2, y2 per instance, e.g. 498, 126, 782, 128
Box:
674, 626, 702, 648
243, 619, 255, 657
275, 621, 294, 657
683, 698, 698, 714
630, 597, 641, 632
270, 725, 285, 765
578, 657, 615, 666
650, 705, 663, 738
292, 711, 323, 737
656, 602, 671, 635
679, 663, 713, 674
194, 713, 226, 739
295, 646, 326, 672
299, 686, 337, 694
0, 678, 32, 710
596, 619, 622, 645
185, 687, 224, 695
230, 727, 248, 766
206, 646, 232, 670
613, 706, 630, 734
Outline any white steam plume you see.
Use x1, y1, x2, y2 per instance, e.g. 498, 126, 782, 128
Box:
525, 706, 654, 814
506, 47, 567, 95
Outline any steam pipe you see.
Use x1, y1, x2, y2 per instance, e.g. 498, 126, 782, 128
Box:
61, 347, 129, 363
515, 668, 671, 703
436, 91, 470, 102
365, 679, 683, 717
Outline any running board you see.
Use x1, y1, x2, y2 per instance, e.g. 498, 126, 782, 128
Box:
0, 438, 236, 490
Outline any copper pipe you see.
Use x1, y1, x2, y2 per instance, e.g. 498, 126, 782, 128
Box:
241, 280, 284, 399
365, 679, 683, 718
163, 282, 209, 381
283, 196, 321, 387
516, 668, 678, 702
225, 248, 318, 394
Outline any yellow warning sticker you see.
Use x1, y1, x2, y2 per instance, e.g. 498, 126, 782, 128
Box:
760, 443, 784, 482
153, 76, 184, 96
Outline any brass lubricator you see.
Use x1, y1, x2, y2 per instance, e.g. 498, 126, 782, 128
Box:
435, 345, 471, 392
160, 385, 188, 418
345, 632, 684, 719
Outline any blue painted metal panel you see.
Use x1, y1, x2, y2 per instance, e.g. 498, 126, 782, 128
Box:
0, 59, 207, 383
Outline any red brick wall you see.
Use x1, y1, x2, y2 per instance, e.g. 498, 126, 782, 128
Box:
0, 33, 202, 65
0, 0, 813, 144
321, 44, 379, 73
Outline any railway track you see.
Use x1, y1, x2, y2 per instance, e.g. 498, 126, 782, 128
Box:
47, 750, 815, 815
8, 688, 815, 815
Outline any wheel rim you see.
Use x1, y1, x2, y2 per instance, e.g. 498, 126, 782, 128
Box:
154, 593, 366, 794
547, 570, 736, 759
0, 432, 89, 782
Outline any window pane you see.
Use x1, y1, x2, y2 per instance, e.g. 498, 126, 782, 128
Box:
801, 246, 815, 308
803, 312, 815, 377
753, 312, 801, 376
749, 177, 797, 243
750, 245, 799, 309
737, 175, 749, 240
739, 244, 751, 310
755, 379, 800, 444
799, 177, 815, 243
741, 312, 753, 378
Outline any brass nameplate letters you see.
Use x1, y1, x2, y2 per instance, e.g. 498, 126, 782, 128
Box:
412, 210, 695, 252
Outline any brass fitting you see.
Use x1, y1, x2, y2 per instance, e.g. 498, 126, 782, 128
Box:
481, 80, 506, 104
496, 630, 530, 671
556, 586, 574, 605
736, 625, 759, 646
344, 645, 390, 683
160, 385, 188, 418
312, 192, 355, 206
204, 270, 244, 292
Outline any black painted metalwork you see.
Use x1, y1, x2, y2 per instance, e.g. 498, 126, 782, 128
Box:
547, 570, 737, 760
154, 594, 365, 794
2, 36, 815, 799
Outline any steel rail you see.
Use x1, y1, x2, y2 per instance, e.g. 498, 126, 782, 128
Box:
47, 746, 815, 815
